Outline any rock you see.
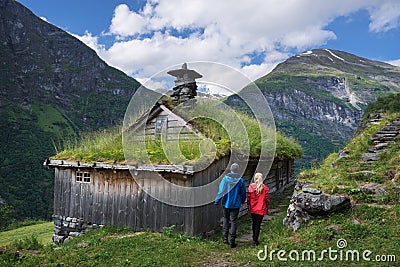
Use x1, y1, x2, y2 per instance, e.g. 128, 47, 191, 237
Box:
371, 136, 395, 142
338, 150, 349, 159
302, 187, 322, 195
284, 181, 351, 231
69, 231, 82, 237
359, 183, 387, 198
52, 234, 66, 244
351, 219, 361, 225
361, 153, 380, 161
376, 130, 398, 135
296, 192, 351, 214
368, 142, 389, 152
283, 203, 311, 231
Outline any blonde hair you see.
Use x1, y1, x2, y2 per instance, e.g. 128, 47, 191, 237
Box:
253, 173, 264, 194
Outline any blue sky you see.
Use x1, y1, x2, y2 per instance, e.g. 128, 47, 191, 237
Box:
18, 0, 400, 88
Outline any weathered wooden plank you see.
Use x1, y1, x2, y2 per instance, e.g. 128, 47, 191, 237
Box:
136, 174, 144, 230
53, 168, 61, 215
68, 170, 77, 217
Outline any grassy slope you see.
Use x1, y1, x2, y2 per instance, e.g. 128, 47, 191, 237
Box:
298, 113, 400, 204
0, 221, 53, 247
1, 188, 398, 266
0, 102, 75, 220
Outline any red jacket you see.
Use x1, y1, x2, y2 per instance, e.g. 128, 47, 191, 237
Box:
247, 183, 270, 215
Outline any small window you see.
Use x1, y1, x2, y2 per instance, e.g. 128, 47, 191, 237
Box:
83, 172, 91, 183
76, 171, 90, 183
76, 172, 83, 182
155, 116, 167, 137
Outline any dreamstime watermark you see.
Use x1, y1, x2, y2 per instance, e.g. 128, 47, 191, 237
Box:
122, 62, 276, 207
257, 238, 397, 263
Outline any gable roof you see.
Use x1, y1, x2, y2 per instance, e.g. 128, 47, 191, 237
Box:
50, 100, 303, 165
125, 103, 203, 139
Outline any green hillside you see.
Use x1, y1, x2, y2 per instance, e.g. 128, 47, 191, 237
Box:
227, 49, 400, 173
0, 0, 142, 222
0, 221, 53, 247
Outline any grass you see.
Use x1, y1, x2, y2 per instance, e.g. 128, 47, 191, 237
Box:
0, 221, 53, 247
54, 127, 125, 163
32, 103, 76, 138
1, 186, 398, 266
299, 113, 400, 204
53, 99, 303, 164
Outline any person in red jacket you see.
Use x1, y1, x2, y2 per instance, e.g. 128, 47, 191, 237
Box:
247, 172, 270, 246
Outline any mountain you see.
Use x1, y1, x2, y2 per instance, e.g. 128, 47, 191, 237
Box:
0, 0, 144, 219
227, 49, 400, 170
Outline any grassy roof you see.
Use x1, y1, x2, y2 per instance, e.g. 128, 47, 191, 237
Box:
53, 100, 302, 164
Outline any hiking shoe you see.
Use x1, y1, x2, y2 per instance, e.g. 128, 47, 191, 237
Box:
223, 239, 229, 244
230, 243, 237, 248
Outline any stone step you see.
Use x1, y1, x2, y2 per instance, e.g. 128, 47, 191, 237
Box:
369, 119, 382, 123
375, 133, 398, 138
381, 125, 400, 131
373, 140, 394, 144
371, 136, 395, 142
376, 130, 399, 135
368, 142, 390, 152
391, 120, 400, 126
362, 153, 380, 161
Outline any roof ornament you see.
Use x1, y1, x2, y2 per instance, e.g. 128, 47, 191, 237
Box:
167, 63, 202, 103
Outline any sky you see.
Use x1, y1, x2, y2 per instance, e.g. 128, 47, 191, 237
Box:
18, 0, 400, 92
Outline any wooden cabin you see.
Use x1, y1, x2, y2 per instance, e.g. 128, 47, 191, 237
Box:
46, 104, 296, 243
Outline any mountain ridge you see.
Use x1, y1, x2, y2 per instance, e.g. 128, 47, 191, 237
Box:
227, 48, 400, 170
0, 0, 144, 219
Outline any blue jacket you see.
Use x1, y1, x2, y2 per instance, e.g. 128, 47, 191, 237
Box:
214, 172, 246, 208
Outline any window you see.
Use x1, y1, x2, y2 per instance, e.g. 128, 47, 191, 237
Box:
76, 172, 83, 182
76, 171, 91, 183
155, 116, 167, 137
84, 172, 91, 183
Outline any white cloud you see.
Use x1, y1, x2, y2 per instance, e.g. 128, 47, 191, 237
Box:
368, 0, 400, 32
280, 27, 337, 50
109, 4, 148, 36
72, 31, 105, 54
72, 0, 400, 94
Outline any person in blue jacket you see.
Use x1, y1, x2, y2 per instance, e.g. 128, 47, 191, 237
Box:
214, 163, 246, 248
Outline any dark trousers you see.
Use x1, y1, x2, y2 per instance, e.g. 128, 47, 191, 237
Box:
223, 208, 239, 243
251, 213, 264, 242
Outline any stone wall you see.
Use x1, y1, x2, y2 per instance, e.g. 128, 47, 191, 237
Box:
52, 214, 102, 243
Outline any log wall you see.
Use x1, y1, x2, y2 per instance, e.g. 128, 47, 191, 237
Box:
53, 157, 294, 240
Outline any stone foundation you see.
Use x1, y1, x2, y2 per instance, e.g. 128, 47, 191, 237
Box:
52, 214, 102, 243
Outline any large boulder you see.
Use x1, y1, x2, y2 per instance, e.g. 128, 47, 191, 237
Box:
296, 192, 351, 214
284, 181, 351, 231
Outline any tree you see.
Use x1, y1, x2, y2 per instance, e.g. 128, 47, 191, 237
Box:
0, 202, 14, 230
